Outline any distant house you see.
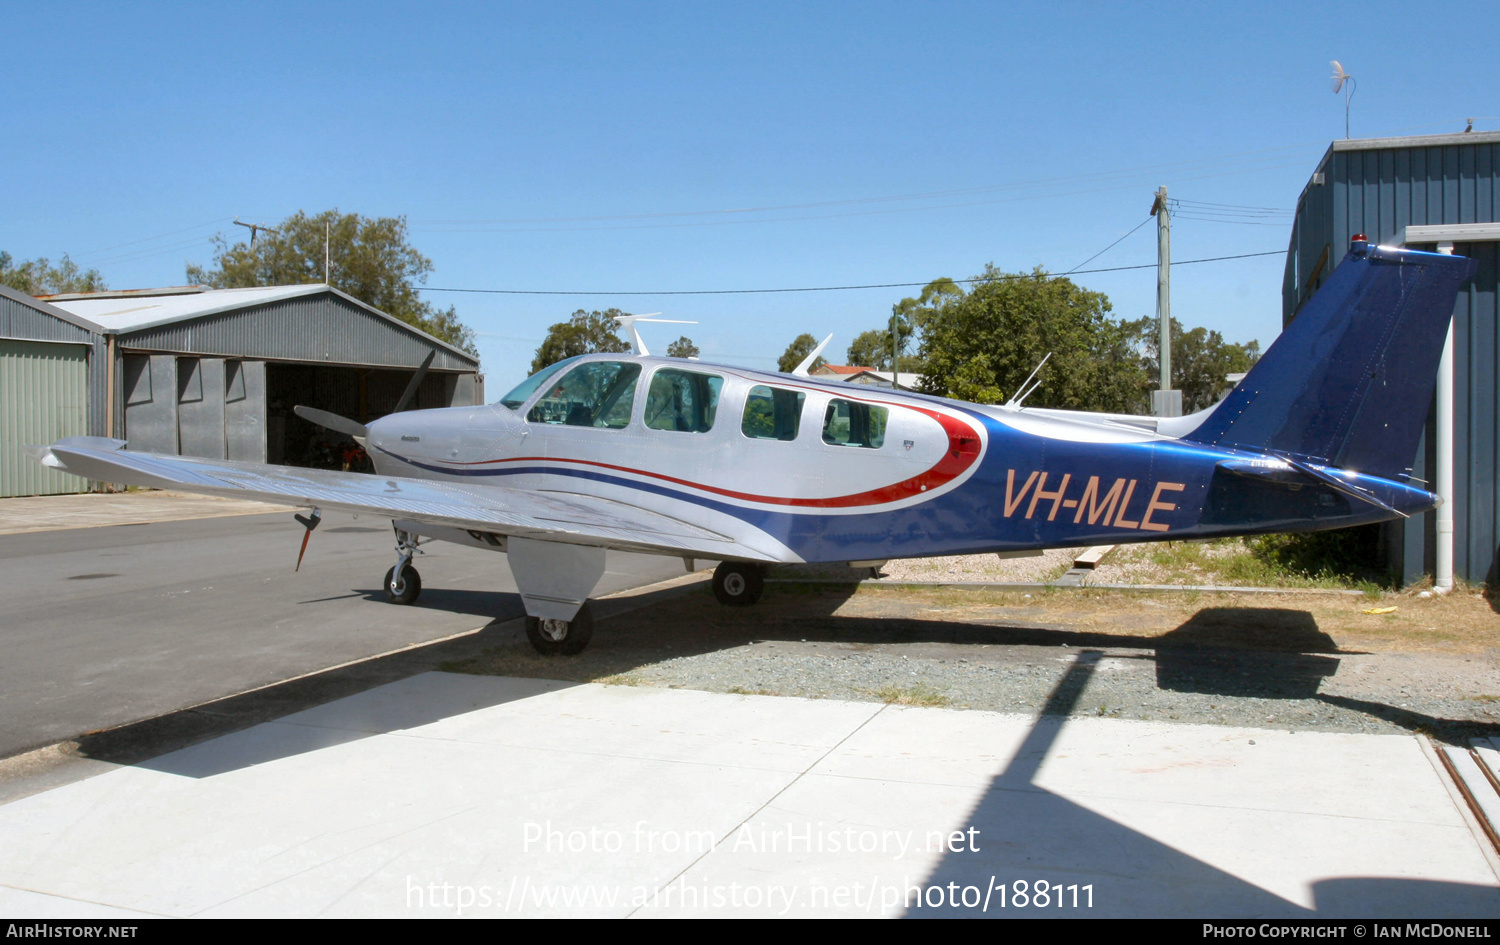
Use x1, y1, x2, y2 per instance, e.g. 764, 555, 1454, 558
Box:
810, 364, 924, 391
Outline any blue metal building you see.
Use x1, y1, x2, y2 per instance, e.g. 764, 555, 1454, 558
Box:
1283, 131, 1500, 585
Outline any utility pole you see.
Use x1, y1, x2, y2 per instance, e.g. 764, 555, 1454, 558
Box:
889, 315, 898, 385
233, 217, 278, 246
1150, 186, 1181, 417
325, 220, 331, 286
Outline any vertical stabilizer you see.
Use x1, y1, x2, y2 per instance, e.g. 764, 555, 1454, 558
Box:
1183, 241, 1474, 480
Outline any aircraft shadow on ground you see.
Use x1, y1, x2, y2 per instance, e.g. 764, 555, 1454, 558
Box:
587, 590, 1500, 744
68, 580, 703, 777
348, 585, 528, 621
73, 583, 1500, 779
908, 651, 1500, 918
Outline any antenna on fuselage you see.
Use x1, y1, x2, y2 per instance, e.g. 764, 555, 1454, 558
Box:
614, 313, 697, 356
1005, 352, 1052, 409
792, 333, 834, 376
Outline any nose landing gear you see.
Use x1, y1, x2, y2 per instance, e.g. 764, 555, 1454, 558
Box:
385, 528, 424, 604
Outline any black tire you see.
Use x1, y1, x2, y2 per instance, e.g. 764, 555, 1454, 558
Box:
713, 561, 765, 606
525, 602, 595, 656
384, 565, 421, 604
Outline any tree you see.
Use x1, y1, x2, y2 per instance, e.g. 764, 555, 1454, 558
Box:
777, 333, 826, 373
917, 265, 1147, 411
846, 330, 888, 368
185, 209, 477, 355
665, 336, 699, 359
530, 309, 631, 373
847, 315, 924, 373
845, 278, 960, 372
1124, 317, 1261, 413
0, 252, 106, 296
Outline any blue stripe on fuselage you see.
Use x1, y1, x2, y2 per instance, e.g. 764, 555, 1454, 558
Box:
375, 410, 1433, 562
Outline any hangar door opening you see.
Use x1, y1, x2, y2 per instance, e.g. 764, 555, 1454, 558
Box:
121, 356, 462, 472
266, 363, 458, 470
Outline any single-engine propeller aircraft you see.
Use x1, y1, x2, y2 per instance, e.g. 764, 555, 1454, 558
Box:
31, 241, 1475, 654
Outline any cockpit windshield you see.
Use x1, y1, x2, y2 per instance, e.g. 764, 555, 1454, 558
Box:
497, 356, 585, 409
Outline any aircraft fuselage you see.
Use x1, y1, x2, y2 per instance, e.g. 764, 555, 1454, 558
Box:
363, 356, 1437, 566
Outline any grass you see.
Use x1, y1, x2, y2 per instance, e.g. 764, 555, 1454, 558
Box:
872, 683, 951, 707
849, 581, 1499, 654
1101, 527, 1396, 593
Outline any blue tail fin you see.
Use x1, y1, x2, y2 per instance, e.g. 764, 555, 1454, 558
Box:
1183, 241, 1475, 480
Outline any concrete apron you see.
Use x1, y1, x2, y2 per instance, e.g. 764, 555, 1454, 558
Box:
0, 668, 1496, 919
0, 490, 295, 536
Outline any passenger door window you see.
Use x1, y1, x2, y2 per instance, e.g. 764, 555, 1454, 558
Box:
741, 385, 806, 441
644, 369, 723, 433
822, 398, 888, 448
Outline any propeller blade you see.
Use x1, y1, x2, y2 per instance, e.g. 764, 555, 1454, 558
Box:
293, 406, 369, 439
392, 350, 437, 413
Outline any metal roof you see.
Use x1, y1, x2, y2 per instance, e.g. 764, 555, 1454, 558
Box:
46, 284, 478, 368
49, 285, 330, 332
1327, 130, 1500, 153
0, 285, 105, 338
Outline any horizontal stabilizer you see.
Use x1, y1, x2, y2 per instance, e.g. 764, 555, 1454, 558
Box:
1217, 456, 1406, 517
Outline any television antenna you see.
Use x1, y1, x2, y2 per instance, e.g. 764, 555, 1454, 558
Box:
1330, 60, 1357, 139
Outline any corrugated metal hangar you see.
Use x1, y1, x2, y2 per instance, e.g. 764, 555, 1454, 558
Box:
0, 286, 107, 496
1284, 130, 1500, 586
0, 283, 482, 497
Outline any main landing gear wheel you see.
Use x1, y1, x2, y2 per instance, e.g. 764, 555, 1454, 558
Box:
713, 561, 765, 606
526, 601, 595, 656
384, 565, 422, 604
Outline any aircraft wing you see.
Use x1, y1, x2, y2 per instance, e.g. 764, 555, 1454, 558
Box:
35, 437, 765, 561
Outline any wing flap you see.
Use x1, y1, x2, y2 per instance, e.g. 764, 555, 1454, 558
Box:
43, 441, 764, 560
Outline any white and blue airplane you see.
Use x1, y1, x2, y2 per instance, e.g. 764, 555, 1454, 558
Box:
31, 240, 1475, 654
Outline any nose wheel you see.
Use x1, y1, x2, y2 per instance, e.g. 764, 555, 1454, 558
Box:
712, 561, 765, 606
385, 564, 422, 604
384, 528, 424, 605
525, 601, 594, 655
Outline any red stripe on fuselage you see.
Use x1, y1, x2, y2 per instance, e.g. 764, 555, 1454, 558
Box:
434, 405, 984, 508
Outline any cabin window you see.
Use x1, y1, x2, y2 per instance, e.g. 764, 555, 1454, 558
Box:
644, 369, 723, 433
741, 385, 805, 441
822, 398, 888, 449
526, 360, 641, 429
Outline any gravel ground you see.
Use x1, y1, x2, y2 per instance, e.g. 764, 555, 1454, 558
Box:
449, 578, 1500, 747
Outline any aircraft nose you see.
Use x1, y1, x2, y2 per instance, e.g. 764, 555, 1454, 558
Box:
366, 408, 467, 472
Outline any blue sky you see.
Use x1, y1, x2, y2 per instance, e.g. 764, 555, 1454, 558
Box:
5, 1, 1496, 389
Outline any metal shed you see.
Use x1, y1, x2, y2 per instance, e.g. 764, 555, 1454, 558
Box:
1283, 131, 1500, 585
39, 284, 482, 473
0, 286, 107, 496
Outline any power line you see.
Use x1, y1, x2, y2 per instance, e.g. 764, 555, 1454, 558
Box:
1063, 216, 1153, 274
1173, 199, 1291, 213
1173, 214, 1293, 227
80, 217, 229, 259
416, 250, 1284, 297
409, 141, 1332, 228
409, 156, 1317, 236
